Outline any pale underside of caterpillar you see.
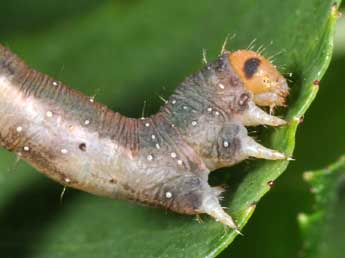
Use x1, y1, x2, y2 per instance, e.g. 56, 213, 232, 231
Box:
0, 44, 289, 233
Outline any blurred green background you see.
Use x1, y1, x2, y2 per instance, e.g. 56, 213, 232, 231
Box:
0, 0, 344, 257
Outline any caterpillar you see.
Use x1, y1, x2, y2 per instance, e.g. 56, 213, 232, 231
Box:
0, 44, 289, 232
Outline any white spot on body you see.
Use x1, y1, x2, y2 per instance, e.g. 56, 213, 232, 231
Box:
165, 192, 173, 198
16, 126, 23, 133
147, 154, 153, 161
239, 99, 246, 105
46, 111, 53, 117
207, 107, 212, 112
171, 152, 177, 158
52, 81, 59, 86
177, 160, 183, 165
84, 120, 90, 125
215, 111, 220, 116
218, 83, 225, 89
156, 143, 160, 149
191, 121, 197, 126
172, 100, 176, 104
223, 140, 229, 148
151, 134, 156, 140
23, 146, 30, 152
145, 122, 150, 127
61, 149, 68, 154
89, 97, 95, 103
64, 178, 71, 183
183, 106, 188, 110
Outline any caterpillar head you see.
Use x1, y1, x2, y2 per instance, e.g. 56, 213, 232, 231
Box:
228, 50, 289, 108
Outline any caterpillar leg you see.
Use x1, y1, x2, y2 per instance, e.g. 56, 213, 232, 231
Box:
241, 137, 286, 160
239, 102, 286, 127
198, 196, 240, 233
159, 175, 241, 232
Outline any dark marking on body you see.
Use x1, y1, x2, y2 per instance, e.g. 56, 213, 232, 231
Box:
109, 178, 117, 184
244, 58, 261, 78
238, 93, 250, 110
79, 143, 87, 151
183, 190, 202, 210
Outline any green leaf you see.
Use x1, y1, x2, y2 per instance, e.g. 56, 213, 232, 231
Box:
220, 15, 345, 257
299, 155, 345, 258
0, 0, 341, 257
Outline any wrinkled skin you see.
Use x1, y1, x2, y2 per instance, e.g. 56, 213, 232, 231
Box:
0, 45, 288, 232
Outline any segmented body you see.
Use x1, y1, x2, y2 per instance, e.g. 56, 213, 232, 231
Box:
0, 44, 288, 230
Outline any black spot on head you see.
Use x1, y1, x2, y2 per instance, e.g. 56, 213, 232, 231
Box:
79, 143, 87, 151
244, 57, 261, 78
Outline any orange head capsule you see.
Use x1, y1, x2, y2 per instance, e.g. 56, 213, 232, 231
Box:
228, 50, 289, 108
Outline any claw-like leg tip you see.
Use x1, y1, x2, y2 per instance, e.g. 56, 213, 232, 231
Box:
240, 103, 287, 127
242, 137, 286, 160
200, 196, 239, 230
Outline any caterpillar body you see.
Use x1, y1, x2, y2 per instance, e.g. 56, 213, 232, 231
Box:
0, 44, 289, 232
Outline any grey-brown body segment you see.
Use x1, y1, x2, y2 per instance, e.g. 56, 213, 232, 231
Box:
0, 44, 287, 229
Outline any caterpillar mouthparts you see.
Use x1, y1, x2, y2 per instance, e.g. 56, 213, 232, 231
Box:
0, 45, 289, 232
